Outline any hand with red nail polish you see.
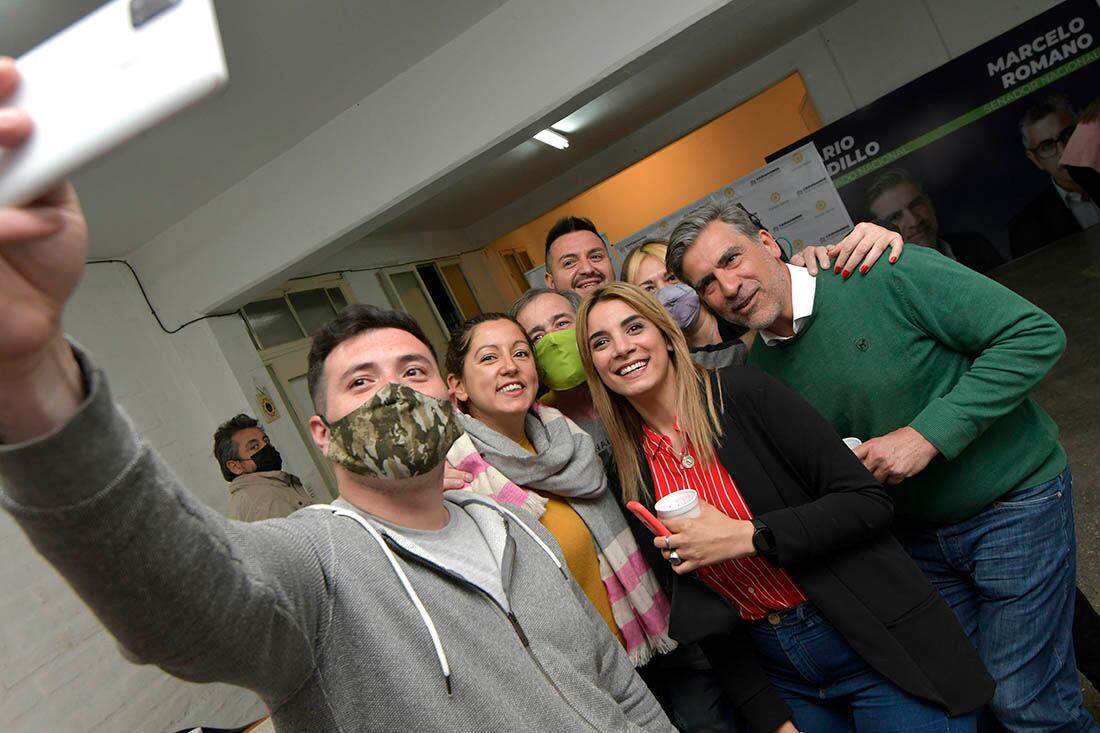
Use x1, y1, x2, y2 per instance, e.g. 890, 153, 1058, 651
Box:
826, 222, 906, 280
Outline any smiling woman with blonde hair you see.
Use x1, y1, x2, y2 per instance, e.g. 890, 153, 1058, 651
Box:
575, 281, 993, 733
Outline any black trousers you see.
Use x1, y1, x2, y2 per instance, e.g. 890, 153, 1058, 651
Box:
639, 643, 740, 732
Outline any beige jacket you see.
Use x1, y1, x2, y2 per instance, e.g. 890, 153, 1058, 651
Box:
226, 470, 315, 522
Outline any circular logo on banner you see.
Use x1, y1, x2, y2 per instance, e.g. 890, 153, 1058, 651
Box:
724, 187, 736, 198
658, 220, 669, 231
793, 152, 804, 164
770, 192, 781, 203
794, 239, 804, 248
816, 200, 827, 211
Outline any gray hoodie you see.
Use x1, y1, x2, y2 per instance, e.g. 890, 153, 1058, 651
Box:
0, 349, 672, 732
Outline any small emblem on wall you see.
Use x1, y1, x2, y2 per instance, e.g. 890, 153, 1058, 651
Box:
255, 386, 280, 422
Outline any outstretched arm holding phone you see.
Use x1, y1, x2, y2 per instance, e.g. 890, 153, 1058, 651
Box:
0, 57, 87, 444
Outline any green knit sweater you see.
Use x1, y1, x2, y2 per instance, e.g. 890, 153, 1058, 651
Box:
747, 247, 1067, 524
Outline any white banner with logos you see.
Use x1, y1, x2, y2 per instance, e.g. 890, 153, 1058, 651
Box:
610, 142, 853, 263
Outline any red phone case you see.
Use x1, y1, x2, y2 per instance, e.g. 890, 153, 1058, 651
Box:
626, 501, 671, 537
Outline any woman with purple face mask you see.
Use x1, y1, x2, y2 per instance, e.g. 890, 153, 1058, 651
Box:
623, 241, 748, 369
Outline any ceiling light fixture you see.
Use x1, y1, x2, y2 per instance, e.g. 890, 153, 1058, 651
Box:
533, 129, 569, 149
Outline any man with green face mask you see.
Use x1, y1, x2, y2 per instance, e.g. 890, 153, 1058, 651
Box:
0, 78, 674, 732
509, 288, 613, 470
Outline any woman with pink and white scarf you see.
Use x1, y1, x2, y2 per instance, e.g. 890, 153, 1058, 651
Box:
444, 312, 675, 667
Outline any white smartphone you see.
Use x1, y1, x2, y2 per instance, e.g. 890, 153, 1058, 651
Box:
0, 0, 228, 207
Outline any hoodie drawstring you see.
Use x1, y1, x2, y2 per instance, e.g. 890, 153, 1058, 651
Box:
305, 505, 453, 695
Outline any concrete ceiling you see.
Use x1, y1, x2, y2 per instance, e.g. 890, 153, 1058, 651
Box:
1, 0, 507, 258
4, 0, 856, 261
369, 0, 858, 241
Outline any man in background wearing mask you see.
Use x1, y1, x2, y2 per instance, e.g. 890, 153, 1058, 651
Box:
0, 63, 672, 733
213, 414, 314, 522
508, 288, 611, 464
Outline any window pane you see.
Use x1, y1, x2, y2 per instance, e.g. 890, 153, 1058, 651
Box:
389, 271, 450, 365
440, 264, 480, 319
243, 298, 304, 348
416, 265, 463, 333
516, 250, 534, 271
502, 252, 529, 294
288, 289, 337, 338
326, 287, 348, 311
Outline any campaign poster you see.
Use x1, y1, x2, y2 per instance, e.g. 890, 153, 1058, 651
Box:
768, 0, 1100, 273
611, 142, 853, 261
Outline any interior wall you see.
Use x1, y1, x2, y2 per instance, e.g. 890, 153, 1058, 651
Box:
0, 264, 269, 732
485, 73, 820, 261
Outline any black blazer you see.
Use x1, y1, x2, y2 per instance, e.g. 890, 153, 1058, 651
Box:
620, 367, 994, 733
1009, 184, 1082, 259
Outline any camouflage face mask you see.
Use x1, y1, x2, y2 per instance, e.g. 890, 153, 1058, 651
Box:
323, 382, 464, 479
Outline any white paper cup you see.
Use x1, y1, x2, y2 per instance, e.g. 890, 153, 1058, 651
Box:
655, 489, 700, 520
842, 437, 863, 451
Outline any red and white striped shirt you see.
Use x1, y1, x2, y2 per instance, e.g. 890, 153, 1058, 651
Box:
642, 423, 806, 620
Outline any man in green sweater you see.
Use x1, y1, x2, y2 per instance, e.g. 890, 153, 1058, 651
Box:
666, 201, 1096, 732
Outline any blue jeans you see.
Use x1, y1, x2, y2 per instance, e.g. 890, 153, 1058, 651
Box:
747, 602, 977, 732
897, 468, 1099, 733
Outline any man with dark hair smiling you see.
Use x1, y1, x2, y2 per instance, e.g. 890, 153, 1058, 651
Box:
543, 216, 615, 294
0, 62, 672, 733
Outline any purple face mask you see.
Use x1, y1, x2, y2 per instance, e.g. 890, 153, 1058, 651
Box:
656, 283, 701, 331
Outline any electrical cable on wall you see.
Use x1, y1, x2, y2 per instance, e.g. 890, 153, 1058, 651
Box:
86, 259, 240, 335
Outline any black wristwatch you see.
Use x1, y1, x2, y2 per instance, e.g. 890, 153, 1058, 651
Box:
750, 518, 777, 559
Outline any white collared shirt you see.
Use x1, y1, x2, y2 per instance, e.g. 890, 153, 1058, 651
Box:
1054, 180, 1100, 230
760, 264, 816, 346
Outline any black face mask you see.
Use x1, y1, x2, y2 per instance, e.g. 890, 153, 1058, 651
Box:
249, 443, 283, 473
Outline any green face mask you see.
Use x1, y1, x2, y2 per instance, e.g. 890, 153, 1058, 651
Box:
534, 328, 588, 392
323, 382, 464, 479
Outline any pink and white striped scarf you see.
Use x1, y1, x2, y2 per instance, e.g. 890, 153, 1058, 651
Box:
447, 406, 675, 666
